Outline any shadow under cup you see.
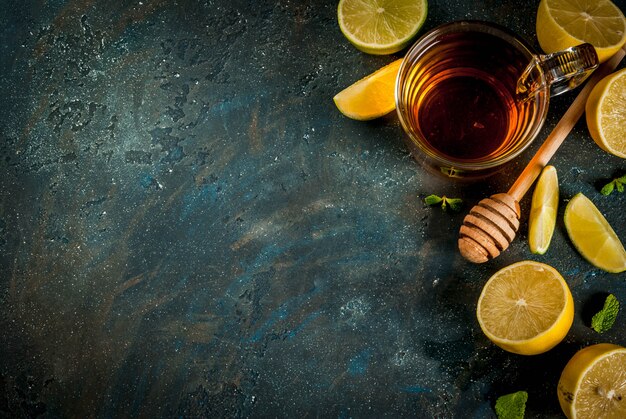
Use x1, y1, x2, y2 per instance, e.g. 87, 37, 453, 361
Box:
396, 21, 549, 179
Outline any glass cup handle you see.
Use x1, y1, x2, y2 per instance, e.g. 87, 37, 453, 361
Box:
516, 43, 599, 100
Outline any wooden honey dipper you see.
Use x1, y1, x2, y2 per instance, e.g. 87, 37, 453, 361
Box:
459, 45, 626, 263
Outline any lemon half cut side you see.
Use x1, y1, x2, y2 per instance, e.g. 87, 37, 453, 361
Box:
529, 165, 559, 254
585, 68, 626, 158
558, 343, 626, 418
338, 0, 428, 55
476, 261, 574, 356
536, 0, 626, 63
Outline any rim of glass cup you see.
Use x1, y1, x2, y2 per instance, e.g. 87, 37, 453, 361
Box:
395, 20, 550, 172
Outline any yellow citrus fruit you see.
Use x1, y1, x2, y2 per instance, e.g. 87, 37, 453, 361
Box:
536, 0, 626, 63
564, 193, 626, 273
557, 343, 626, 419
529, 165, 559, 254
476, 260, 574, 355
337, 0, 428, 55
585, 68, 626, 158
333, 58, 402, 120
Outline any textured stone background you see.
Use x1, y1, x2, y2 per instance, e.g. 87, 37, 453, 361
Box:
1, 0, 625, 417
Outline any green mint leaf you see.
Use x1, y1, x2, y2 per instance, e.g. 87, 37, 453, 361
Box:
424, 194, 443, 206
601, 175, 626, 195
425, 195, 463, 212
601, 181, 615, 196
445, 198, 463, 212
495, 391, 528, 419
591, 294, 619, 333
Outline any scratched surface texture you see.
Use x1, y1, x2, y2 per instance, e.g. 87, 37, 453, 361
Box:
1, 0, 625, 417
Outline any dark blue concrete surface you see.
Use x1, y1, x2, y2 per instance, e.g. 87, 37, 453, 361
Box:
1, 0, 625, 417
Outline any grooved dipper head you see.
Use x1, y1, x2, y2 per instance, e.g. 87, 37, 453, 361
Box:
458, 193, 521, 263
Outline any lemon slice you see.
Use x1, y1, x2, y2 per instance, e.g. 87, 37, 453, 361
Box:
476, 260, 574, 356
558, 343, 626, 419
585, 68, 626, 158
536, 0, 626, 63
564, 193, 626, 273
337, 0, 428, 55
333, 58, 402, 120
529, 165, 559, 254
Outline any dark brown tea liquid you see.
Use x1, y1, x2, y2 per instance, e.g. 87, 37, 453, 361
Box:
416, 69, 515, 159
403, 30, 539, 163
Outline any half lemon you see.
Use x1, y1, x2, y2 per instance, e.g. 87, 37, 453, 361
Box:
337, 0, 428, 55
476, 261, 574, 355
585, 68, 626, 158
536, 0, 626, 63
558, 343, 626, 418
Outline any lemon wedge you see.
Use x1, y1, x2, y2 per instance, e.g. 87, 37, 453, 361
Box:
333, 58, 402, 120
529, 165, 559, 254
564, 193, 626, 273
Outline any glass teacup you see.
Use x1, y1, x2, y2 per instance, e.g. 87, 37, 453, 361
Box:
395, 21, 598, 179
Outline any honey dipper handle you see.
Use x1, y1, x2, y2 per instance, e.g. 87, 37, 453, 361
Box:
507, 45, 626, 202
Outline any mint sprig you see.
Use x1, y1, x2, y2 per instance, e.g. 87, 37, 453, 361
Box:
601, 175, 626, 196
424, 194, 463, 212
495, 391, 528, 419
591, 294, 619, 333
